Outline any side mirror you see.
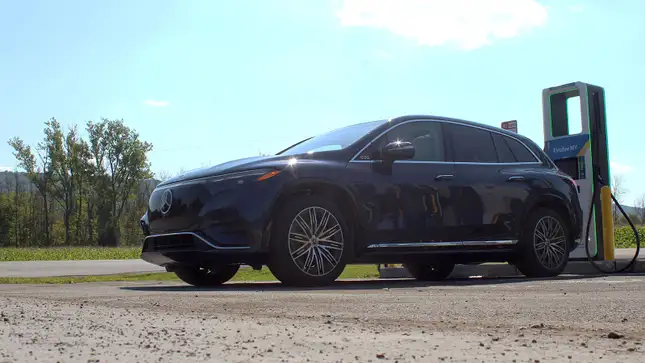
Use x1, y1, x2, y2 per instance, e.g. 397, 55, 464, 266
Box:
381, 141, 415, 160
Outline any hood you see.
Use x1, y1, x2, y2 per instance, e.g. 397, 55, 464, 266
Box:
158, 154, 300, 186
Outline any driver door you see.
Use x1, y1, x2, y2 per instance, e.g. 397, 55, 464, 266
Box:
347, 120, 458, 247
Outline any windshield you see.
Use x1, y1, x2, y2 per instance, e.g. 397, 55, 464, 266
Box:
277, 120, 387, 156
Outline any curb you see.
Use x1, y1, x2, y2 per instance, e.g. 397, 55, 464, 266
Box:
378, 260, 645, 279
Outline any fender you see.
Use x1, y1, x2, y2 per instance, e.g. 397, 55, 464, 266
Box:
520, 191, 575, 235
261, 174, 361, 250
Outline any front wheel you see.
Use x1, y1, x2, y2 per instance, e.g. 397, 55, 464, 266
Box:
173, 265, 240, 287
267, 195, 352, 287
515, 208, 570, 278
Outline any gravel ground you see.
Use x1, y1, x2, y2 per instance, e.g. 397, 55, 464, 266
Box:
1, 274, 645, 362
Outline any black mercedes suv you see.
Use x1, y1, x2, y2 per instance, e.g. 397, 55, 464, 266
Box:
140, 115, 582, 287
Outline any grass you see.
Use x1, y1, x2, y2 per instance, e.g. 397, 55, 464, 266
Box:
0, 247, 141, 261
0, 264, 380, 284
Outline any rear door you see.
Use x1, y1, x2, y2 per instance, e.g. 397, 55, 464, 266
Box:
442, 122, 535, 243
489, 132, 544, 241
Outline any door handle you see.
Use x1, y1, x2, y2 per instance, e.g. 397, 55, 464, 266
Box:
435, 174, 454, 181
507, 175, 524, 182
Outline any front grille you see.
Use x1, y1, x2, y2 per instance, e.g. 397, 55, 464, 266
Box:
147, 234, 195, 251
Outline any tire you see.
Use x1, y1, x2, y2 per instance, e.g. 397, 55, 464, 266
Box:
267, 194, 353, 287
515, 208, 570, 278
174, 265, 240, 287
403, 261, 455, 281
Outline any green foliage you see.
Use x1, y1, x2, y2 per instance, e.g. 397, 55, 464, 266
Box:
87, 118, 153, 246
5, 116, 154, 248
0, 194, 14, 245
614, 226, 645, 249
0, 247, 141, 261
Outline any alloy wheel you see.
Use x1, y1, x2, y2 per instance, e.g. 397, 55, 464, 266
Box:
288, 206, 344, 276
533, 215, 567, 269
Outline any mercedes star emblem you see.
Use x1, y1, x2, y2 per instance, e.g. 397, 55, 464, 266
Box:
160, 189, 173, 215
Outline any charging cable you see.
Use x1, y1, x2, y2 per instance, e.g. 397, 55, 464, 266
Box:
584, 173, 641, 273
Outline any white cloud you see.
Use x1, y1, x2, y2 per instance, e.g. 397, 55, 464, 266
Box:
336, 0, 548, 50
0, 166, 13, 172
144, 100, 170, 107
611, 161, 633, 174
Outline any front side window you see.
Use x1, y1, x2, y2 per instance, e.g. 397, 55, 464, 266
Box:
444, 123, 498, 163
359, 121, 445, 162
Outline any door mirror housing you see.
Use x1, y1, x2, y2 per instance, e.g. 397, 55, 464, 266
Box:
381, 141, 415, 161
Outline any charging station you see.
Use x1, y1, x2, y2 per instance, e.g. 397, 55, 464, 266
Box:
542, 82, 611, 261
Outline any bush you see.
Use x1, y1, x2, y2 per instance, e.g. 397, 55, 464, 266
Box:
614, 226, 645, 248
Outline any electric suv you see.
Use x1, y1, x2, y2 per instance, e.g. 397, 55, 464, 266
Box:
140, 115, 582, 287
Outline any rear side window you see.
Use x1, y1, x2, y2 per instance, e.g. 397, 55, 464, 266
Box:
444, 123, 498, 163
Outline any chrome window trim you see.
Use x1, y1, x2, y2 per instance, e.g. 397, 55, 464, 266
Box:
144, 232, 251, 250
350, 160, 541, 165
349, 118, 542, 165
366, 240, 517, 248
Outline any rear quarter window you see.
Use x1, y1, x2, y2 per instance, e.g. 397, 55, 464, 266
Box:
505, 136, 538, 162
492, 133, 539, 163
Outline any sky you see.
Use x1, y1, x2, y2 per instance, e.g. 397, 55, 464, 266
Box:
1, 0, 644, 204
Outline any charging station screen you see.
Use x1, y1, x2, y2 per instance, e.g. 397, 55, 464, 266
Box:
554, 158, 579, 180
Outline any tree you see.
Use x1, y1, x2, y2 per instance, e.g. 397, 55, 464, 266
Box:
155, 170, 172, 183
87, 118, 153, 246
45, 118, 83, 245
611, 174, 627, 225
7, 116, 153, 247
8, 136, 52, 245
0, 192, 13, 246
636, 194, 645, 225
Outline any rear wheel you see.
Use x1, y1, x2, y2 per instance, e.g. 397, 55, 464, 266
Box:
173, 265, 240, 287
403, 261, 455, 281
267, 195, 352, 287
515, 208, 570, 278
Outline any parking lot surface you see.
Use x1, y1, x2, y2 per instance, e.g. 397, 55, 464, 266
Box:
1, 275, 645, 362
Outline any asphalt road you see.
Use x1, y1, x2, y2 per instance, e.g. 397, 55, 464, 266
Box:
0, 259, 165, 277
1, 275, 645, 362
1, 249, 640, 278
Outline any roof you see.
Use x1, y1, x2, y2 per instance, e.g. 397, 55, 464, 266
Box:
390, 114, 527, 140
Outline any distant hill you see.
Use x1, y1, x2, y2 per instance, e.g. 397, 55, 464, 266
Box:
619, 204, 643, 217
0, 171, 31, 192
0, 171, 160, 194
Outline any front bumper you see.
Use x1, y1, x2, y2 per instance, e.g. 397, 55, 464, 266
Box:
140, 231, 266, 268
142, 170, 283, 252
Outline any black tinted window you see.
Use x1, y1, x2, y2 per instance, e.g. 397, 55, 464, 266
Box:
445, 124, 497, 163
505, 136, 537, 162
492, 133, 516, 163
360, 121, 445, 162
